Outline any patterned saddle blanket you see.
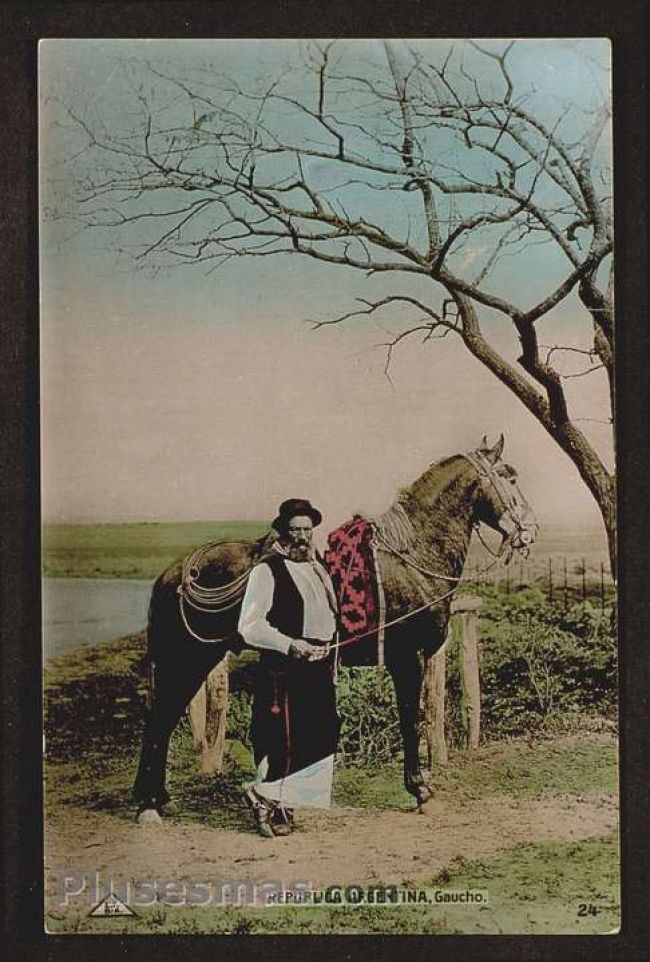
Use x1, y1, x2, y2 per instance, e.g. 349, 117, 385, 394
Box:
324, 516, 385, 666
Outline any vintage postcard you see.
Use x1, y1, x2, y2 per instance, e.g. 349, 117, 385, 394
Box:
40, 38, 618, 935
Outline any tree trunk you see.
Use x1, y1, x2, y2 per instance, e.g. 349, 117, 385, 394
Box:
451, 289, 617, 577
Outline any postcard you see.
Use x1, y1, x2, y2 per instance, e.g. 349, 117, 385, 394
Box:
40, 37, 618, 935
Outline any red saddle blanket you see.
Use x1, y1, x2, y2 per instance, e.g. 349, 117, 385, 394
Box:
324, 516, 382, 664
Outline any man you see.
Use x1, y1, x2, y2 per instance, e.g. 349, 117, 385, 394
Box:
239, 498, 340, 837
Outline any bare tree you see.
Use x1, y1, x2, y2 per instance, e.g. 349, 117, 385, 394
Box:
45, 40, 615, 570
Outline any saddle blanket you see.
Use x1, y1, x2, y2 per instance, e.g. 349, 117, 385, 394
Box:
324, 516, 384, 666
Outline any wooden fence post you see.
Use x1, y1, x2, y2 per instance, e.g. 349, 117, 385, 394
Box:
453, 596, 483, 750
424, 648, 448, 770
421, 595, 483, 764
422, 647, 448, 767
188, 654, 229, 774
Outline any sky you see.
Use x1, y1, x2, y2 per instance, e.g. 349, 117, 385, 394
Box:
39, 38, 613, 537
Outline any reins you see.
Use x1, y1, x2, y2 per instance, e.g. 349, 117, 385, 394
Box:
177, 529, 502, 648
373, 524, 502, 583
175, 449, 531, 648
319, 524, 503, 656
326, 583, 462, 654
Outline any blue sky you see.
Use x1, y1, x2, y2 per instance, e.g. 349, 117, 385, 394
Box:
39, 39, 613, 535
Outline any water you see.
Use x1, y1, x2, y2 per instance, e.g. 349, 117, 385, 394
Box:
42, 578, 155, 661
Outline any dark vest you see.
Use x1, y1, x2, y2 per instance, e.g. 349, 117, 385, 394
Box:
250, 554, 339, 776
264, 553, 304, 639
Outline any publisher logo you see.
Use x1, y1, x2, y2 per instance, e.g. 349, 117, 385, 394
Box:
88, 893, 137, 918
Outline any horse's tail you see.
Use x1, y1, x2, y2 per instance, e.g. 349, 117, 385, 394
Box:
143, 573, 161, 707
146, 568, 183, 662
146, 574, 160, 661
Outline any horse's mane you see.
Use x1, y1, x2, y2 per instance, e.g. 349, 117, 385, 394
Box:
370, 454, 471, 552
372, 499, 416, 552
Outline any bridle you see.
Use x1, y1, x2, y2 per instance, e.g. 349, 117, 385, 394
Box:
175, 450, 537, 648
460, 450, 537, 561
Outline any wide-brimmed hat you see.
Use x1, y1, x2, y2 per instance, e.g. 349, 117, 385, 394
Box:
272, 498, 322, 533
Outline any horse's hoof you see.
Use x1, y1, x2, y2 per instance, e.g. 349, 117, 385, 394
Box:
417, 801, 431, 815
136, 807, 163, 825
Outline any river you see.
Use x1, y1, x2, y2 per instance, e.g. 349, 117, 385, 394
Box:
42, 578, 155, 661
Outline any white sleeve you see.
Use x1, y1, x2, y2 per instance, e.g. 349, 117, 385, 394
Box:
237, 563, 293, 655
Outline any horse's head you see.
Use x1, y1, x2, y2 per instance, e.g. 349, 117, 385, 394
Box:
465, 434, 539, 563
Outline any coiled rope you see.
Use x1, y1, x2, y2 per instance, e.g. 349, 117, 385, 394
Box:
177, 540, 260, 644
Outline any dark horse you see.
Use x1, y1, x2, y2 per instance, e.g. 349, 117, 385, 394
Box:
133, 435, 537, 821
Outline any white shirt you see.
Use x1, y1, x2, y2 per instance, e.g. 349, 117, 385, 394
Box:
238, 559, 337, 655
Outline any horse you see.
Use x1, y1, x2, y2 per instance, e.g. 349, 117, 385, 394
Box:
133, 434, 538, 822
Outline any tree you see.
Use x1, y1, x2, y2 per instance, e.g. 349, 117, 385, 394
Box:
45, 40, 615, 570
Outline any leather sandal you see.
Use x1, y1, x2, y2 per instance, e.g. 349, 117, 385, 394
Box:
243, 788, 276, 838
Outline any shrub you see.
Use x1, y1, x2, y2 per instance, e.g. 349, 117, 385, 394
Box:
446, 588, 617, 742
336, 667, 401, 766
44, 588, 617, 772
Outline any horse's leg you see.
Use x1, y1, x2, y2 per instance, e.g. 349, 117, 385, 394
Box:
386, 640, 432, 809
133, 642, 224, 819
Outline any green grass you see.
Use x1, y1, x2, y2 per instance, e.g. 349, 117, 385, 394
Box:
423, 834, 620, 934
431, 738, 618, 801
43, 634, 620, 936
44, 632, 618, 823
42, 520, 611, 580
45, 710, 617, 828
42, 520, 267, 578
45, 835, 619, 935
334, 737, 617, 808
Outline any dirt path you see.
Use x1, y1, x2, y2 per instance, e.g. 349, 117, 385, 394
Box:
45, 790, 618, 911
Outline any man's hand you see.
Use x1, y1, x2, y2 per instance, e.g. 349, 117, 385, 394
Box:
288, 640, 329, 661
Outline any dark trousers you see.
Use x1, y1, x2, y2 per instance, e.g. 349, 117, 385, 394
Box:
251, 644, 339, 783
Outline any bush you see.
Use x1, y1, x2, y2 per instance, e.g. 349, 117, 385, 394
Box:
44, 588, 617, 772
336, 667, 401, 766
446, 587, 617, 742
224, 666, 403, 768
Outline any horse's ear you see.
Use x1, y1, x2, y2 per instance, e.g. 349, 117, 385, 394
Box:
479, 434, 489, 450
486, 433, 505, 464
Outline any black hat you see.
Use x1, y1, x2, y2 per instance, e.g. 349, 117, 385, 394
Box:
272, 498, 322, 533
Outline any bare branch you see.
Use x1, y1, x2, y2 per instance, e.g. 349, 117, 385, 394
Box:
45, 42, 615, 559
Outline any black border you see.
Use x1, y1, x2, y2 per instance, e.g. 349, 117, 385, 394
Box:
1, 2, 648, 960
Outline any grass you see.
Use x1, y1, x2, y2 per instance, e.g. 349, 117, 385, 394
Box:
43, 634, 620, 936
45, 835, 619, 935
42, 557, 619, 937
334, 736, 618, 809
44, 629, 618, 828
42, 520, 267, 578
42, 519, 611, 581
45, 696, 618, 828
44, 633, 618, 823
424, 834, 620, 934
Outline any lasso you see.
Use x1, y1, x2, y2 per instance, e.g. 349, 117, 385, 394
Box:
177, 541, 257, 643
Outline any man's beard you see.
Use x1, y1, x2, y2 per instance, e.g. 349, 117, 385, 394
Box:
285, 541, 312, 562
